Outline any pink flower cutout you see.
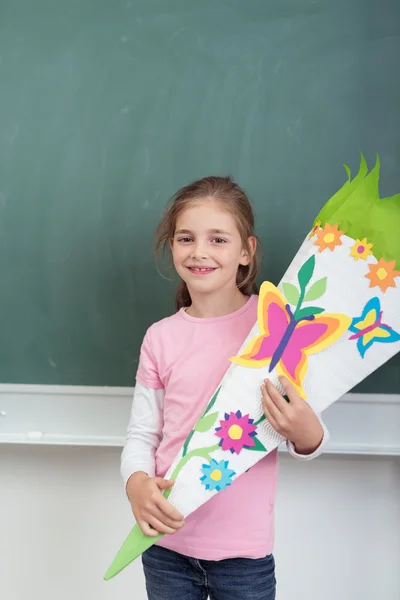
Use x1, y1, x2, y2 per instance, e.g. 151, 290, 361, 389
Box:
215, 411, 257, 454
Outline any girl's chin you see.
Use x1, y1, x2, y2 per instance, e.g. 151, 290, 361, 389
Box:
179, 271, 219, 287
184, 279, 221, 294
185, 280, 217, 291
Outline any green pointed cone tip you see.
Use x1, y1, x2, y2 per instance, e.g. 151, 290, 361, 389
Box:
104, 523, 164, 580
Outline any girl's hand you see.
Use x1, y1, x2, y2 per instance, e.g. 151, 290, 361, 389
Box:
126, 471, 185, 537
261, 376, 323, 454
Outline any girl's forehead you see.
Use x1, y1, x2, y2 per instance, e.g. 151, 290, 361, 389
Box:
176, 199, 237, 231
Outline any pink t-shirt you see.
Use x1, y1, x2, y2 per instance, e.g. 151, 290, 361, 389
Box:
136, 295, 278, 560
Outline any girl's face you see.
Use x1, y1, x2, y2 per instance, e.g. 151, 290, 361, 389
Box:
170, 198, 255, 298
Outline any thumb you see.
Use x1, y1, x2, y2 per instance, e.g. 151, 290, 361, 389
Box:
155, 478, 175, 491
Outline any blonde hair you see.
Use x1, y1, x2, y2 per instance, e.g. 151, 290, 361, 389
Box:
155, 176, 261, 311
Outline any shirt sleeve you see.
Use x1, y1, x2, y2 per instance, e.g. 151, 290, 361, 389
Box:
135, 326, 164, 389
120, 382, 164, 486
285, 413, 330, 461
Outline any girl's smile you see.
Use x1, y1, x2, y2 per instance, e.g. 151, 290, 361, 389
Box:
186, 266, 218, 275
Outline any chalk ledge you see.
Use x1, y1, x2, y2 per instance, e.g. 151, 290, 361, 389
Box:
0, 384, 399, 456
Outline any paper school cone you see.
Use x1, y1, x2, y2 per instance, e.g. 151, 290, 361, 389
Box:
104, 155, 400, 580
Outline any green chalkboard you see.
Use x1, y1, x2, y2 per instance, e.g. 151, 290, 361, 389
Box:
0, 0, 399, 392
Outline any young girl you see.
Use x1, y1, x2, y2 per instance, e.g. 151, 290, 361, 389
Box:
121, 176, 329, 600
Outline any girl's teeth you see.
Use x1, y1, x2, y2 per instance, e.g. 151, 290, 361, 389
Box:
191, 268, 213, 272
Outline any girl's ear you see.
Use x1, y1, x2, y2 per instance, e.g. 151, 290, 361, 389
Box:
240, 236, 257, 266
169, 237, 174, 251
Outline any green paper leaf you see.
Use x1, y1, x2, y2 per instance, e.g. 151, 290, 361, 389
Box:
246, 436, 267, 452
194, 411, 219, 433
304, 277, 327, 302
282, 283, 300, 305
297, 255, 315, 292
295, 306, 325, 319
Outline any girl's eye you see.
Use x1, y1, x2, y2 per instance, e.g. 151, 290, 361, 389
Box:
211, 237, 227, 244
177, 237, 193, 243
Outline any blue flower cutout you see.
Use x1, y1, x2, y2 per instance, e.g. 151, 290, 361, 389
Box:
200, 458, 236, 492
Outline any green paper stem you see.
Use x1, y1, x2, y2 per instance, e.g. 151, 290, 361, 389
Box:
182, 387, 221, 456
202, 386, 221, 416
183, 387, 221, 456
294, 255, 315, 319
182, 429, 194, 457
254, 414, 266, 426
174, 444, 221, 480
295, 306, 325, 319
164, 443, 221, 499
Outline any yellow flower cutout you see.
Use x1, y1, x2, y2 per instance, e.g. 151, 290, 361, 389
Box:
314, 223, 344, 253
349, 238, 374, 261
365, 258, 400, 293
308, 220, 322, 239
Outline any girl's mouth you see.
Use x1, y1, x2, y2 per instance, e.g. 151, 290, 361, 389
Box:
187, 267, 217, 275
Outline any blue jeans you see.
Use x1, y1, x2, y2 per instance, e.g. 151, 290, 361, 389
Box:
142, 545, 276, 600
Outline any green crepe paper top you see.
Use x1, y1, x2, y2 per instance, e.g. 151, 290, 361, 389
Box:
314, 154, 400, 266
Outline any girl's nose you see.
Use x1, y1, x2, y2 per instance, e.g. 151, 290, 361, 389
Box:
192, 241, 208, 260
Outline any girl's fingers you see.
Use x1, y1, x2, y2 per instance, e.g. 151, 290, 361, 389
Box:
156, 478, 175, 491
279, 376, 300, 404
265, 379, 289, 413
156, 493, 185, 522
261, 383, 281, 422
262, 406, 277, 430
261, 385, 279, 429
147, 515, 178, 536
150, 505, 185, 530
138, 520, 161, 537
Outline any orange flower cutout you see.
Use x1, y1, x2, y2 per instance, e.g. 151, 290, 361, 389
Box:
308, 220, 322, 239
365, 258, 400, 293
314, 223, 344, 252
350, 238, 374, 261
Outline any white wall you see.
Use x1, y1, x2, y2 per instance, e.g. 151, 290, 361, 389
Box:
1, 446, 399, 600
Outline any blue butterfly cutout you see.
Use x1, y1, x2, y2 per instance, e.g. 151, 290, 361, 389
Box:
349, 297, 400, 358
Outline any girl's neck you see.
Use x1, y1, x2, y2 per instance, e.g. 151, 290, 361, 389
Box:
185, 288, 250, 319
